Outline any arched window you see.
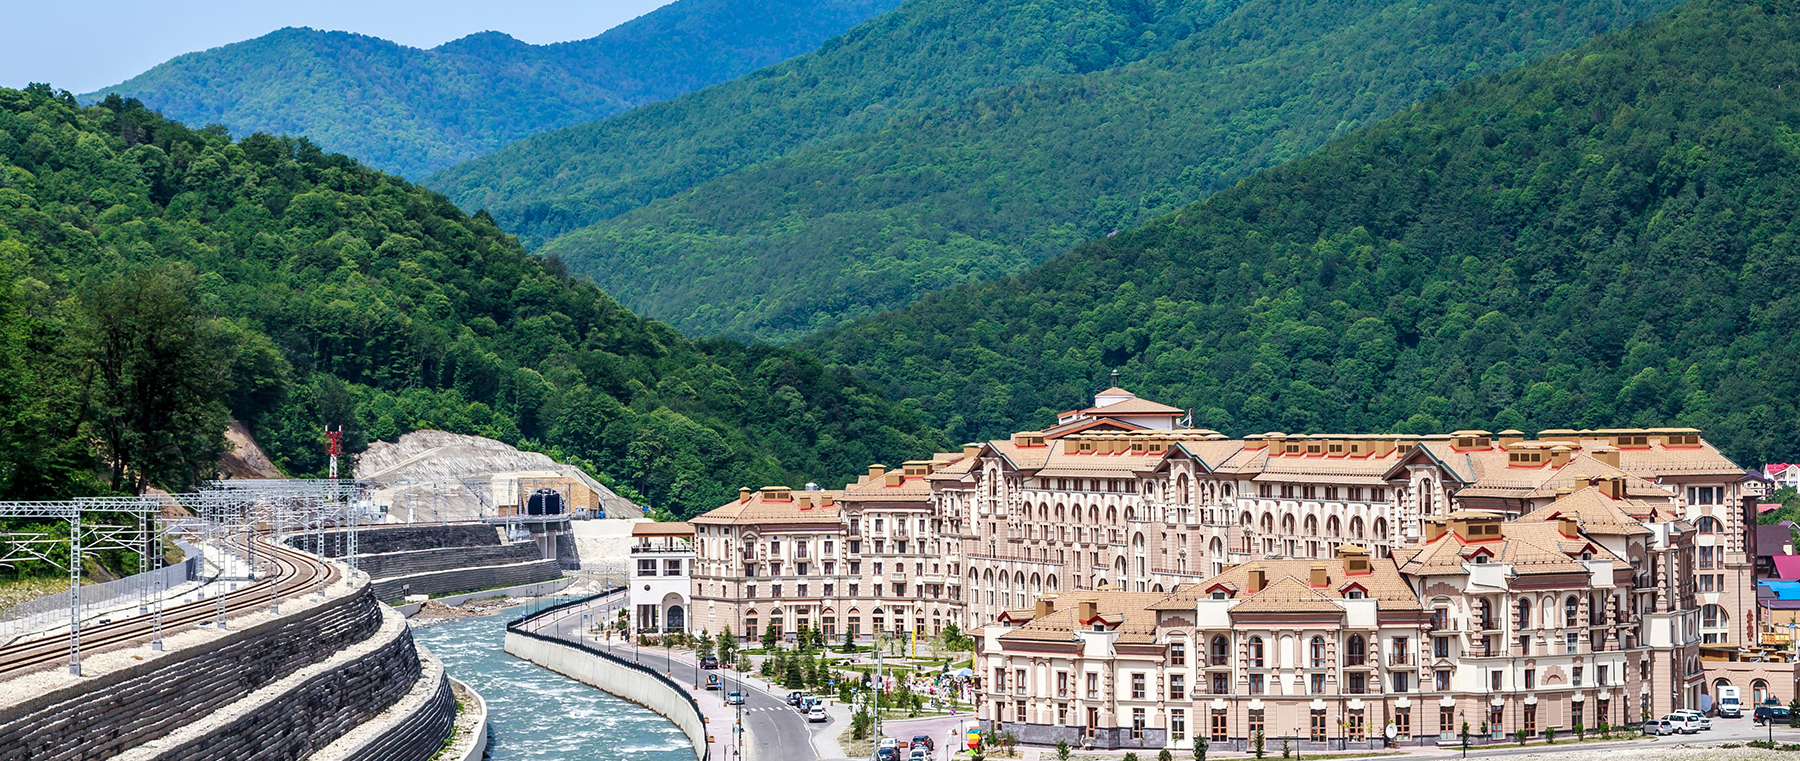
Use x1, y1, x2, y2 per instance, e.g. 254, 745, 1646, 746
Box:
1565, 596, 1579, 628
1477, 599, 1493, 629
1696, 516, 1722, 534
1177, 474, 1191, 505
1702, 604, 1727, 630
1211, 636, 1229, 666
1282, 514, 1296, 535
1310, 636, 1326, 668
1350, 517, 1365, 539
1516, 598, 1532, 629
1249, 636, 1265, 667
1755, 680, 1771, 705
1374, 518, 1388, 540
1346, 635, 1366, 666
1327, 516, 1341, 538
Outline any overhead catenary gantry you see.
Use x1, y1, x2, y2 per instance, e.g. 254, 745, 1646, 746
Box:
0, 478, 371, 676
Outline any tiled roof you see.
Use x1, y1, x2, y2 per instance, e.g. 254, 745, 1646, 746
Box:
1169, 556, 1420, 612
1516, 487, 1654, 537
692, 490, 843, 526
1397, 516, 1619, 577
632, 521, 694, 537
1757, 524, 1797, 557
987, 440, 1054, 470
994, 590, 1170, 645
842, 472, 933, 500
1089, 397, 1186, 415
1230, 577, 1344, 613
1774, 555, 1800, 581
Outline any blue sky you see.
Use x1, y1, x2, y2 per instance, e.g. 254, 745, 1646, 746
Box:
2, 0, 677, 93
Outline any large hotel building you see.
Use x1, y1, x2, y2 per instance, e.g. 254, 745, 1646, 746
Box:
687, 387, 1781, 748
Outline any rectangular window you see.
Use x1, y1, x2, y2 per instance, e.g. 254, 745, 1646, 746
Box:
1310, 673, 1325, 694
638, 559, 658, 576
1439, 707, 1455, 734
1435, 670, 1450, 691
1599, 665, 1610, 686
1016, 669, 1027, 695
1524, 669, 1535, 690
1524, 704, 1537, 735
1434, 637, 1450, 659
1395, 709, 1410, 740
1210, 710, 1228, 743
1310, 710, 1327, 742
1347, 711, 1365, 742
1133, 708, 1146, 740
1058, 704, 1069, 726
1249, 709, 1265, 739
1391, 637, 1409, 665
1086, 673, 1099, 699
1573, 666, 1584, 687
1170, 709, 1186, 741
1572, 701, 1583, 730
1131, 673, 1145, 699
747, 585, 757, 599
1170, 642, 1186, 666
1491, 670, 1503, 691
1057, 672, 1069, 698
995, 669, 1006, 691
1087, 708, 1099, 736
1348, 673, 1366, 695
1169, 675, 1185, 701
1212, 673, 1229, 695
1391, 672, 1408, 693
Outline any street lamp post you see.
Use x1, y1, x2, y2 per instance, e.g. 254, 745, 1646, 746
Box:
1459, 710, 1466, 760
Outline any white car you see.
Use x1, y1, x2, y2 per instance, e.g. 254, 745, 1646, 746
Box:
1671, 709, 1711, 730
808, 705, 828, 723
1662, 713, 1701, 734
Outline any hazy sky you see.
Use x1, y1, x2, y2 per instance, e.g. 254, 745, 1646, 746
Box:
2, 0, 679, 93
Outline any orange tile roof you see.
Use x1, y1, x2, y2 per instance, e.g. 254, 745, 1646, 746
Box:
994, 590, 1172, 645
692, 489, 844, 526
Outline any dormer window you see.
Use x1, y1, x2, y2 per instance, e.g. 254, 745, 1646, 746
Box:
1093, 623, 1106, 632
1211, 591, 1228, 600
1472, 555, 1488, 564
1346, 590, 1366, 600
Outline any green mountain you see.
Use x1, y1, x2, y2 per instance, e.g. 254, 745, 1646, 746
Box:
803, 0, 1800, 467
0, 85, 942, 516
544, 0, 1685, 341
426, 0, 1235, 248
81, 0, 903, 179
432, 0, 1680, 342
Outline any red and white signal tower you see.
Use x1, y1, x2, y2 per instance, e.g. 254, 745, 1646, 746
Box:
325, 425, 343, 479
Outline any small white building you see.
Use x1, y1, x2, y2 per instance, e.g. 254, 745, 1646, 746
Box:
630, 521, 694, 633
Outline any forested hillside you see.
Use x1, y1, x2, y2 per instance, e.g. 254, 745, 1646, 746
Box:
82, 0, 902, 179
0, 86, 942, 516
806, 0, 1800, 467
540, 0, 1681, 341
427, 0, 1238, 248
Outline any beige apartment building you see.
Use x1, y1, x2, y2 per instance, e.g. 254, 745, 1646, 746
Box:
687, 387, 1768, 746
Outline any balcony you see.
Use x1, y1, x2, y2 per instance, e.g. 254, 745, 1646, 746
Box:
633, 542, 693, 554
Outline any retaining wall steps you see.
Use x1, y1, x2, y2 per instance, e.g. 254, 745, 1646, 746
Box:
372, 558, 564, 604
300, 524, 502, 558
354, 542, 544, 579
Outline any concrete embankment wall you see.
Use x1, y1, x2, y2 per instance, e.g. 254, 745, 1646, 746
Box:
506, 629, 708, 761
0, 587, 383, 761
373, 558, 564, 604
355, 542, 542, 579
301, 524, 501, 557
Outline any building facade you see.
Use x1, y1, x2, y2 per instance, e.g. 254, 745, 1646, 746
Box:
630, 521, 695, 633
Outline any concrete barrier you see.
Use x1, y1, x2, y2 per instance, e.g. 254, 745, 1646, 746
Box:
451, 677, 490, 761
393, 575, 575, 617
505, 628, 708, 761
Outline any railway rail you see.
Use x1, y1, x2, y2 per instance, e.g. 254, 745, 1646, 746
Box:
0, 539, 339, 680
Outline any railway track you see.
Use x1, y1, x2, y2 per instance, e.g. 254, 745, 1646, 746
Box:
0, 538, 339, 679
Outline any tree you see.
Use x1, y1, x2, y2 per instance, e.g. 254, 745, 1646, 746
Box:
718, 625, 737, 665
80, 266, 232, 494
1192, 732, 1208, 761
1157, 749, 1173, 761
695, 629, 714, 661
1252, 731, 1265, 759
762, 625, 779, 651
1056, 740, 1071, 761
1573, 722, 1584, 741
842, 630, 857, 653
1788, 696, 1800, 728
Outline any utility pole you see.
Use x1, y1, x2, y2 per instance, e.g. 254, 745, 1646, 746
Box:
325, 425, 342, 480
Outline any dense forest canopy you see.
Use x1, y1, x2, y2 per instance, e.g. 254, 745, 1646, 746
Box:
83, 0, 902, 179
805, 0, 1800, 469
426, 0, 1246, 248
0, 85, 942, 516
538, 0, 1681, 342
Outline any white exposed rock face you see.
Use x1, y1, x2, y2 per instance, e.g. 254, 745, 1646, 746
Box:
354, 430, 644, 522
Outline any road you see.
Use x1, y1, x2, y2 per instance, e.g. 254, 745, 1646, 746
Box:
528, 595, 826, 761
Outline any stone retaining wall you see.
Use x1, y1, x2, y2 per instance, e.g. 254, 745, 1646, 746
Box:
372, 558, 564, 604
299, 524, 500, 558
144, 623, 425, 761
505, 628, 707, 761
343, 672, 456, 761
355, 542, 544, 579
0, 588, 383, 761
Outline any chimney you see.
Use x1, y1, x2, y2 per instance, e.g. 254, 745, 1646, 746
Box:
1497, 429, 1525, 447
1549, 445, 1574, 467
1244, 435, 1268, 451
821, 494, 835, 507
1424, 520, 1446, 542
1558, 516, 1580, 539
1248, 569, 1267, 593
869, 464, 887, 479
739, 487, 752, 502
885, 472, 904, 487
1310, 564, 1329, 588
1592, 447, 1621, 468
1078, 600, 1097, 622
1602, 477, 1626, 500
1035, 598, 1054, 618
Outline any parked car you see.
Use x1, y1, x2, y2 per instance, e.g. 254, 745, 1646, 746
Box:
787, 691, 805, 707
1643, 719, 1676, 736
726, 691, 745, 706
873, 748, 897, 761
1755, 704, 1791, 725
1671, 709, 1711, 730
705, 675, 722, 690
910, 735, 936, 753
701, 656, 720, 670
1718, 686, 1743, 718
1662, 713, 1701, 734
808, 705, 828, 723
907, 748, 929, 761
878, 737, 899, 750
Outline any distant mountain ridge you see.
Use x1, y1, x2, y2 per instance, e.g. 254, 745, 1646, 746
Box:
83, 0, 904, 178
427, 0, 1681, 341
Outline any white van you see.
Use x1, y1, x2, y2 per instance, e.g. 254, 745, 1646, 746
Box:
1719, 686, 1743, 718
